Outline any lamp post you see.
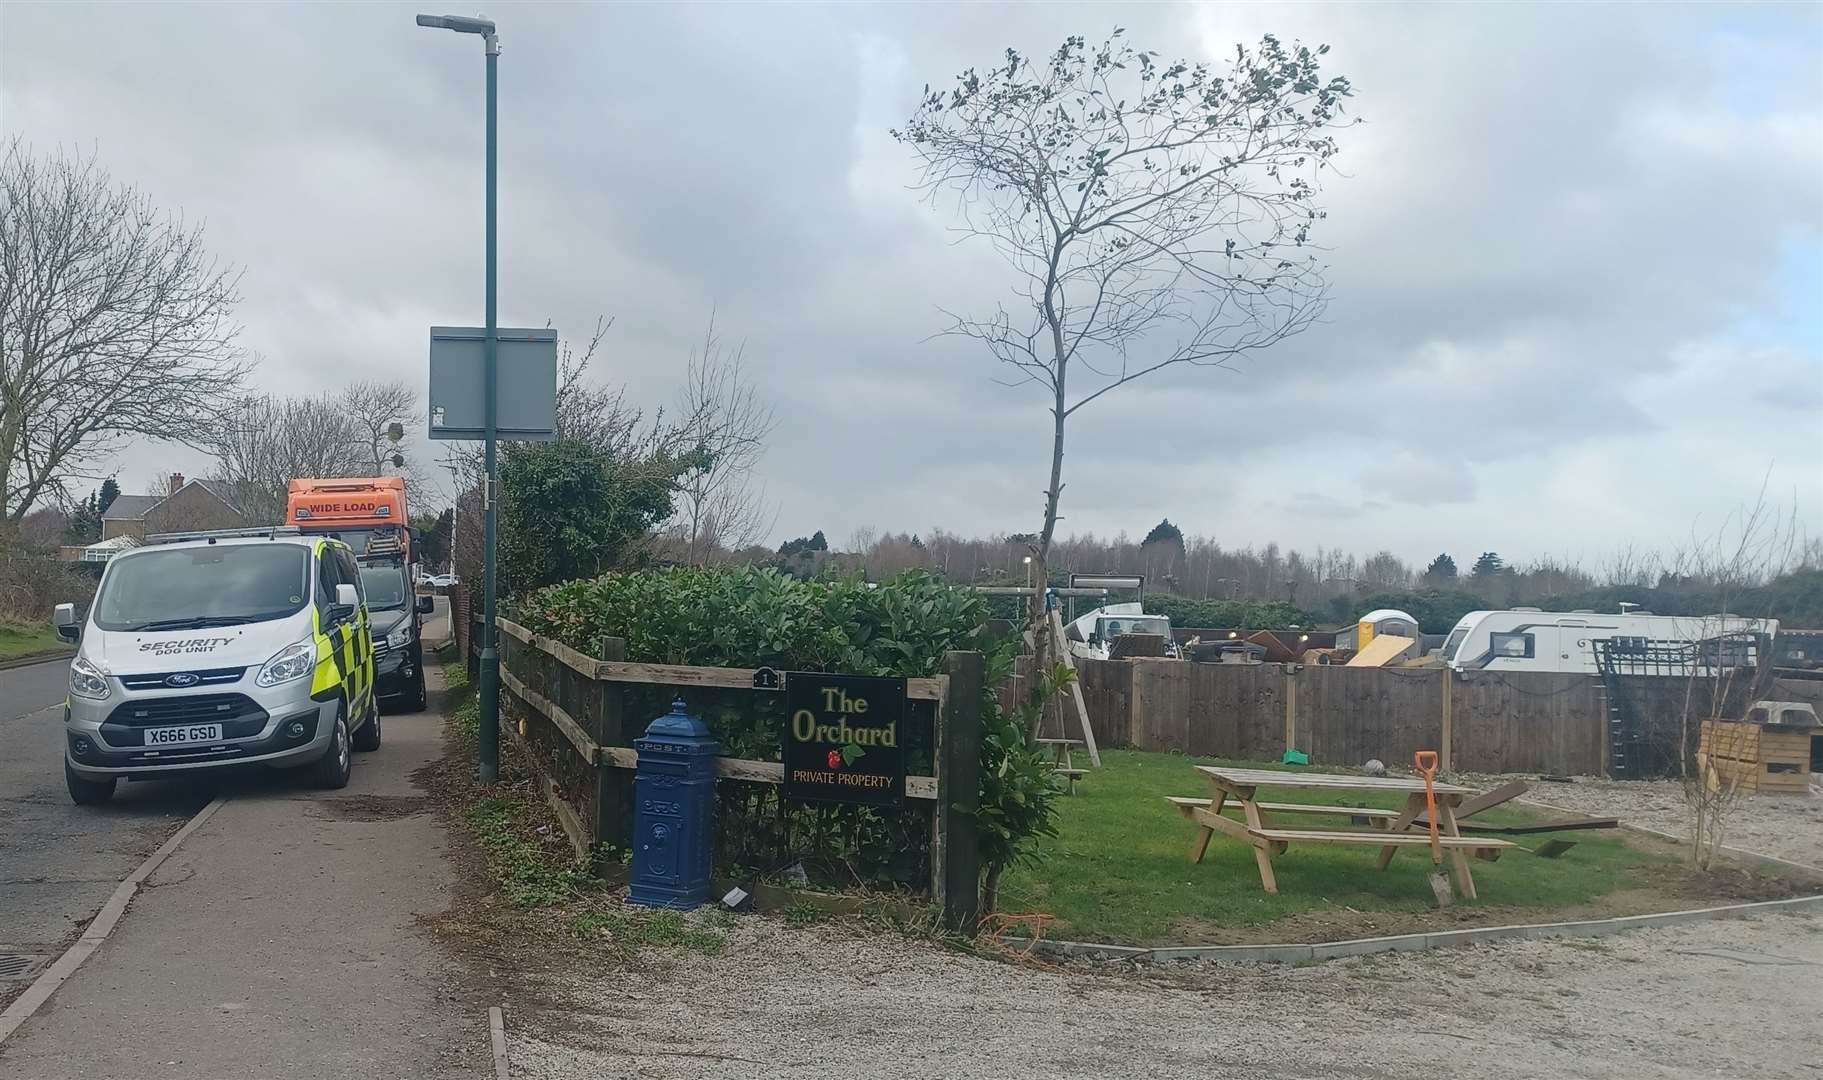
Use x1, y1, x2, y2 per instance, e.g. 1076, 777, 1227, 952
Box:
417, 11, 503, 784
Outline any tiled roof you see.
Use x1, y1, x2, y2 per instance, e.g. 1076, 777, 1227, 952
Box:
100, 494, 161, 521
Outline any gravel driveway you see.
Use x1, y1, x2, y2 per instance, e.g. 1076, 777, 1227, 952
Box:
1509, 776, 1823, 869
504, 910, 1822, 1080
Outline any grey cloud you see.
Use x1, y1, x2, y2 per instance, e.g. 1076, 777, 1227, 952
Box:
2, 0, 1817, 563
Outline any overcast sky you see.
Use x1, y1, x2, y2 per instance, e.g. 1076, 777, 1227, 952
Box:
4, 1, 1819, 567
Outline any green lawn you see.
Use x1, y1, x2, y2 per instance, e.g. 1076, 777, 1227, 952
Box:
996, 749, 1666, 945
0, 621, 67, 661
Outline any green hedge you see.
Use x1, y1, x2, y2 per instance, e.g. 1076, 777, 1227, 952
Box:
515, 567, 1061, 905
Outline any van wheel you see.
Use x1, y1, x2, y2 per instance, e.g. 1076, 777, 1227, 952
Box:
312, 711, 352, 788
410, 670, 428, 713
352, 699, 382, 752
66, 761, 117, 805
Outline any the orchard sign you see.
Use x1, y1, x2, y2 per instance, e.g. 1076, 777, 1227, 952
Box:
782, 673, 906, 807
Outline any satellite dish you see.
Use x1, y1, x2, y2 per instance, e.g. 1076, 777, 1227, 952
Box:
390, 453, 405, 468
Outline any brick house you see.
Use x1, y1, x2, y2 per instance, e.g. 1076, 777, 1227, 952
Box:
100, 473, 250, 541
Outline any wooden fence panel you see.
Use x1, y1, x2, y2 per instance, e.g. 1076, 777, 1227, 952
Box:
1451, 672, 1604, 775
1131, 659, 1196, 753
1076, 660, 1133, 750
1230, 665, 1290, 762
1296, 667, 1445, 769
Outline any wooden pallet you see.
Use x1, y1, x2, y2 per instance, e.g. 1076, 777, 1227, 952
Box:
1699, 720, 1816, 795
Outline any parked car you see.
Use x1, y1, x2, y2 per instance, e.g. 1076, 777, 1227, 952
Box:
54, 527, 380, 805
428, 573, 459, 589
359, 558, 434, 712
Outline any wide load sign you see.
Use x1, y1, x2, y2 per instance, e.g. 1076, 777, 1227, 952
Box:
781, 673, 906, 807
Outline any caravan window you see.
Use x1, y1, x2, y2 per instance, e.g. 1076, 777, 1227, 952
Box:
1442, 627, 1470, 661
1490, 632, 1535, 659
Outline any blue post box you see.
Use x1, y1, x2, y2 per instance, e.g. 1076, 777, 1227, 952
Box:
627, 700, 720, 909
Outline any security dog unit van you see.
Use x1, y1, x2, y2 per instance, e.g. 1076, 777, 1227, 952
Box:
52, 527, 379, 805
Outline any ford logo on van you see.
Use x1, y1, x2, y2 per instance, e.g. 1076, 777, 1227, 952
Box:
165, 672, 200, 688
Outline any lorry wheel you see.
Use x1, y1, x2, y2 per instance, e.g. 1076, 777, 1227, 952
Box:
352, 699, 382, 752
65, 761, 117, 806
312, 711, 353, 789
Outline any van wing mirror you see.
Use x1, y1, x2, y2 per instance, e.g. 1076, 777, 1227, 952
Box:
326, 583, 360, 625
417, 595, 435, 615
52, 603, 79, 644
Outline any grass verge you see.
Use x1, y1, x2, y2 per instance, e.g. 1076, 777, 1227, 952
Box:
995, 749, 1803, 946
427, 656, 728, 964
0, 620, 66, 661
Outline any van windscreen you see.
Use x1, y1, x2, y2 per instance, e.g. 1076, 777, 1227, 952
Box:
94, 545, 311, 632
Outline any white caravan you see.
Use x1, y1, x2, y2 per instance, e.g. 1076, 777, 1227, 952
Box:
1441, 609, 1778, 675
1064, 602, 1179, 661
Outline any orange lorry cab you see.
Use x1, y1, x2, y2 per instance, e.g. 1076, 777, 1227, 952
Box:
285, 478, 410, 560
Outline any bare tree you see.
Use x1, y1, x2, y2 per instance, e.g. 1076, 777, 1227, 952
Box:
440, 315, 700, 571
340, 379, 423, 481
0, 140, 247, 548
895, 32, 1354, 623
668, 315, 778, 565
203, 392, 371, 523
1662, 483, 1804, 869
438, 316, 653, 498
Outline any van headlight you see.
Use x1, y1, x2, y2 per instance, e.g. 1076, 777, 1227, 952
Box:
386, 625, 413, 651
256, 640, 317, 687
69, 656, 110, 700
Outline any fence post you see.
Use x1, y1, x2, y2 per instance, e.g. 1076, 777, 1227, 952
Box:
936, 650, 983, 934
1440, 670, 1454, 773
1283, 667, 1298, 756
590, 636, 632, 873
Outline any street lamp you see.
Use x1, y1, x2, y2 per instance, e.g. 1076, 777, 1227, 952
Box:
418, 10, 504, 784
1023, 555, 1033, 591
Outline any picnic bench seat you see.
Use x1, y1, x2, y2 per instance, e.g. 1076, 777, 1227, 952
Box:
1165, 796, 1401, 823
1244, 828, 1512, 857
1040, 738, 1089, 792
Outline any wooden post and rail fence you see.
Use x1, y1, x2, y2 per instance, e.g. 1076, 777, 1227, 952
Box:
491, 617, 985, 931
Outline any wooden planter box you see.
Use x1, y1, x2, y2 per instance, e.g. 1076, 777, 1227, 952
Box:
1698, 720, 1815, 795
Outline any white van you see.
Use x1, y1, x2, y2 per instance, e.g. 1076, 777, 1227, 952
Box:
1442, 609, 1778, 675
54, 529, 379, 805
1063, 602, 1180, 661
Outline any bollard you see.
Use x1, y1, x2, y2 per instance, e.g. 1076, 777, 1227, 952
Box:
627, 699, 720, 909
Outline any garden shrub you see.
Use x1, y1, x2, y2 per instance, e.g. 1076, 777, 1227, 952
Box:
515, 566, 1062, 910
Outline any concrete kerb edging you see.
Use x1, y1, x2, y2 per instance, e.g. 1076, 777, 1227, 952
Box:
0, 795, 229, 1046
488, 1005, 511, 1080
1033, 893, 1823, 964
0, 649, 73, 674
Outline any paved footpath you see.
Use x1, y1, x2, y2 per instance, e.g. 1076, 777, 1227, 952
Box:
0, 632, 483, 1078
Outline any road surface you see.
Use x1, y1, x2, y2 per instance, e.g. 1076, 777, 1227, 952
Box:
0, 599, 480, 1077
0, 656, 208, 1006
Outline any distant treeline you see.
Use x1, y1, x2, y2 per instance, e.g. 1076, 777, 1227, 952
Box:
736, 527, 1823, 633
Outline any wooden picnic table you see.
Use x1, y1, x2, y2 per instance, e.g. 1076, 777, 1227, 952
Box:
1035, 737, 1086, 793
1168, 765, 1514, 898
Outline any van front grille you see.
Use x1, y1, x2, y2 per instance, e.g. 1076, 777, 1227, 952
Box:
118, 667, 246, 691
105, 693, 265, 728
